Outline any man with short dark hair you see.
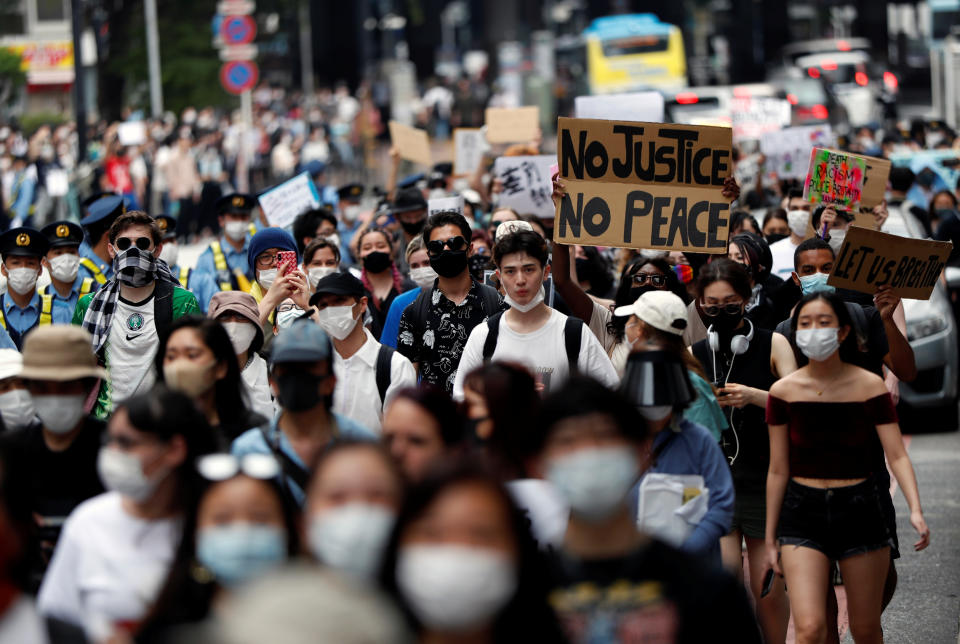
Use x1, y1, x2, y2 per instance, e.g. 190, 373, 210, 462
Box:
292, 208, 339, 257
397, 211, 502, 393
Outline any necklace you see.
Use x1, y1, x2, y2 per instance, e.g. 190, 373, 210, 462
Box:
814, 369, 844, 396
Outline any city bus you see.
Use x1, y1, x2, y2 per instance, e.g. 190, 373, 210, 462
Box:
583, 14, 687, 95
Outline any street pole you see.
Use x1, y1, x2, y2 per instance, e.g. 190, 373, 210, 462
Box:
237, 89, 252, 193
70, 0, 87, 163
144, 0, 163, 117
298, 0, 314, 98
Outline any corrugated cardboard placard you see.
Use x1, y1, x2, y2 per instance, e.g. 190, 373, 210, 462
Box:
859, 154, 891, 208
485, 107, 540, 143
827, 226, 952, 300
553, 117, 733, 252
803, 147, 866, 211
388, 121, 432, 166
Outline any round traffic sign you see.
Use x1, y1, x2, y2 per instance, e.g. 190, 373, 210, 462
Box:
220, 14, 256, 45
220, 61, 259, 95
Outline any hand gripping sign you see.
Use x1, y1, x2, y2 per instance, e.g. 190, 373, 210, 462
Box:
552, 117, 734, 253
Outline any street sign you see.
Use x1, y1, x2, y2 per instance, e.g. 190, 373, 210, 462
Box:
220, 61, 258, 95
217, 0, 254, 15
219, 44, 258, 61
220, 14, 256, 45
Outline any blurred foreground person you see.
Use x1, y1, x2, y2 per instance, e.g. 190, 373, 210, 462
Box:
381, 386, 464, 483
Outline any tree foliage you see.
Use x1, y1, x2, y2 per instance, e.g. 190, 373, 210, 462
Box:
0, 47, 26, 110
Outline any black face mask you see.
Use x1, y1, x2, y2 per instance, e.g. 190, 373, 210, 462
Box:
400, 218, 426, 235
765, 233, 788, 246
468, 254, 489, 280
275, 372, 325, 412
429, 250, 469, 278
362, 251, 392, 274
698, 303, 745, 337
626, 285, 655, 305
574, 257, 591, 282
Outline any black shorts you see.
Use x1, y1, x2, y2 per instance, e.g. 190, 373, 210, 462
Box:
777, 478, 894, 561
731, 479, 766, 540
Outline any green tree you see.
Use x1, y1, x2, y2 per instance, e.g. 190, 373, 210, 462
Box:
0, 47, 26, 114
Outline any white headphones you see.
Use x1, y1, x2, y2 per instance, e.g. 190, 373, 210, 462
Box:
707, 317, 754, 356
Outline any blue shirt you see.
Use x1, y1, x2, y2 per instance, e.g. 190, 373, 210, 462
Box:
380, 287, 421, 349
193, 235, 253, 283
629, 417, 735, 565
0, 325, 16, 350
43, 274, 95, 324
231, 411, 375, 506
78, 242, 113, 282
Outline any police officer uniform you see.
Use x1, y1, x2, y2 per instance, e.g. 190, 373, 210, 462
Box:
39, 221, 96, 323
336, 182, 365, 262
191, 194, 258, 310
0, 228, 53, 349
78, 195, 125, 285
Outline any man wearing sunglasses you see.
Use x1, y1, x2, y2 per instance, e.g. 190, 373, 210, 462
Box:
398, 211, 503, 393
0, 226, 55, 349
191, 194, 258, 308
74, 211, 200, 418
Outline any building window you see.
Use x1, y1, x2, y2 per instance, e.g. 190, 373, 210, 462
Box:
35, 0, 65, 22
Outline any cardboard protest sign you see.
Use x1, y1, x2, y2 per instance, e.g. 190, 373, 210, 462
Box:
760, 125, 834, 180
553, 117, 733, 253
828, 226, 951, 300
574, 92, 665, 123
493, 155, 556, 218
485, 107, 540, 144
859, 154, 891, 209
730, 97, 791, 142
428, 195, 464, 217
388, 121, 432, 166
257, 172, 321, 228
803, 148, 866, 212
453, 128, 485, 175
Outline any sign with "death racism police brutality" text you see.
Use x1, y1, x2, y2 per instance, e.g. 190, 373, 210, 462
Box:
553, 117, 734, 253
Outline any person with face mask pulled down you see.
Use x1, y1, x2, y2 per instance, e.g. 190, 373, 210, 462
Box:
533, 377, 761, 644
0, 227, 54, 348
231, 321, 376, 507
208, 291, 274, 416
310, 272, 416, 433
0, 327, 107, 591
39, 221, 100, 323
73, 211, 201, 419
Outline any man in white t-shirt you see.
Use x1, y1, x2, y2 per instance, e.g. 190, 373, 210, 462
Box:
453, 228, 618, 400
769, 188, 813, 280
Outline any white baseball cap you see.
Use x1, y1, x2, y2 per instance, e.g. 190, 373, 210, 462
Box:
0, 349, 23, 381
613, 290, 688, 336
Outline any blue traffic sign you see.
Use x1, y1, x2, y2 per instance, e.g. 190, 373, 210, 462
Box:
220, 60, 258, 95
220, 15, 256, 45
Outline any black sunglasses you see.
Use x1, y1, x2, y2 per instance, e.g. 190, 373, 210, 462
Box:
632, 273, 667, 288
700, 302, 743, 317
426, 236, 468, 257
115, 237, 152, 251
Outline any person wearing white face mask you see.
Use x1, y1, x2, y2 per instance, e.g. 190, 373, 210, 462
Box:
39, 221, 99, 324
208, 291, 274, 417
0, 327, 108, 591
0, 227, 55, 349
248, 228, 309, 336
191, 195, 258, 310
302, 237, 341, 292
309, 272, 416, 432
769, 188, 813, 279
380, 236, 436, 349
531, 377, 761, 644
0, 349, 34, 431
452, 229, 618, 401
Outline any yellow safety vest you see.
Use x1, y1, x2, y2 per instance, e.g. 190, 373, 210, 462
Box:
179, 267, 190, 290
39, 277, 95, 299
0, 293, 54, 330
78, 258, 108, 285
210, 241, 252, 293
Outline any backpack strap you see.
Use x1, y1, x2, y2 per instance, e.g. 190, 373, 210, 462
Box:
375, 344, 395, 407
258, 424, 309, 501
482, 311, 505, 362
564, 316, 584, 373
477, 283, 502, 316
153, 280, 175, 336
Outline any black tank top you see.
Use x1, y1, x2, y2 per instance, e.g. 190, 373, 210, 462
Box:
692, 326, 776, 485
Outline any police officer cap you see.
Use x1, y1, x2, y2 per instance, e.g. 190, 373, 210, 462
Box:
0, 227, 50, 259
80, 195, 125, 227
397, 173, 425, 190
80, 192, 116, 210
154, 215, 178, 240
41, 221, 84, 249
304, 160, 326, 177
217, 194, 256, 216
337, 183, 364, 201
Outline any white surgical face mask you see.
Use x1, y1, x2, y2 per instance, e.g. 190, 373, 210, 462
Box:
33, 394, 86, 434
224, 220, 249, 242
343, 205, 361, 222
0, 389, 35, 429
222, 321, 257, 354
827, 228, 847, 254
258, 268, 277, 290
275, 307, 304, 329
409, 266, 438, 290
795, 327, 841, 362
308, 503, 396, 579
315, 304, 358, 340
6, 267, 38, 295
48, 253, 80, 283
159, 242, 179, 268
397, 544, 517, 632
638, 405, 673, 421
307, 266, 337, 290
504, 284, 545, 313
97, 446, 166, 503
547, 446, 639, 522
787, 210, 810, 238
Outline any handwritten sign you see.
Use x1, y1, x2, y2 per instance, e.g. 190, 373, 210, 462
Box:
760, 125, 834, 180
453, 128, 486, 176
828, 227, 952, 300
428, 195, 464, 217
553, 117, 733, 253
803, 148, 866, 212
485, 107, 540, 144
257, 172, 321, 228
388, 121, 432, 166
574, 91, 665, 123
730, 97, 791, 142
859, 154, 891, 209
493, 155, 556, 218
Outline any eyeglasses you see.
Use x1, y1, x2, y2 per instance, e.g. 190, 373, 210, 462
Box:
700, 302, 743, 317
115, 237, 152, 251
255, 253, 280, 269
196, 453, 280, 481
276, 302, 303, 313
632, 273, 667, 288
426, 236, 468, 257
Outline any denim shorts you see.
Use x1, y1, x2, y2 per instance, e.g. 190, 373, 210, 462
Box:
777, 478, 894, 561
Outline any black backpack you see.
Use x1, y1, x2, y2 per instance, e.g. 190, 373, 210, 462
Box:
375, 344, 395, 405
481, 310, 584, 373
406, 282, 503, 333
